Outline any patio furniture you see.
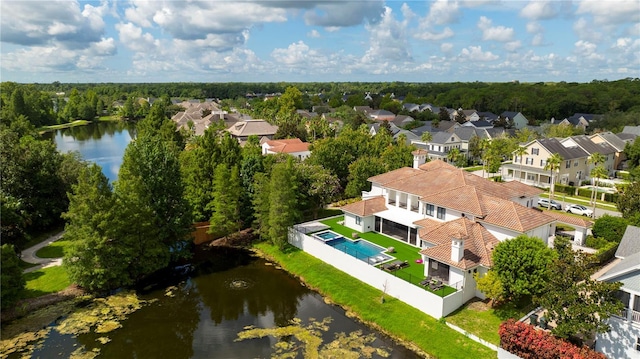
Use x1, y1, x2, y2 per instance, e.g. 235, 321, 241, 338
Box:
381, 260, 408, 271
419, 276, 432, 286
429, 280, 443, 291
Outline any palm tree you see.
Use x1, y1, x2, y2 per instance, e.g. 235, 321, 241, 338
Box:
588, 152, 606, 205
590, 164, 608, 217
421, 131, 433, 144
447, 147, 462, 167
514, 146, 529, 182
544, 153, 563, 210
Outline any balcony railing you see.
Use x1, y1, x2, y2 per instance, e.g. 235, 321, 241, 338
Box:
616, 308, 640, 323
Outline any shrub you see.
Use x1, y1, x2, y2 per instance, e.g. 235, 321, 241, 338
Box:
617, 171, 631, 180
592, 214, 629, 242
499, 319, 606, 359
577, 188, 594, 199
585, 235, 610, 250
594, 241, 619, 265
603, 192, 619, 203
554, 183, 575, 196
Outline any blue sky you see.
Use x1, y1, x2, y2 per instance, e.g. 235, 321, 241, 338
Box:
1, 0, 638, 83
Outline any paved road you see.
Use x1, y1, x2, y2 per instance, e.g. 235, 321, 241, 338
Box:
21, 231, 64, 273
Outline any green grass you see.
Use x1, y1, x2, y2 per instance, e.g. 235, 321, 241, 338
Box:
35, 239, 71, 258
254, 242, 495, 359
539, 192, 617, 211
37, 120, 90, 132
319, 216, 456, 297
464, 166, 484, 172
22, 266, 71, 299
446, 298, 534, 345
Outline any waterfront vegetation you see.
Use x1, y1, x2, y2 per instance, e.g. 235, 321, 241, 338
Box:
23, 266, 71, 299
254, 241, 496, 359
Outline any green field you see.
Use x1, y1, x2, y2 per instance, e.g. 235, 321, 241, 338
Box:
35, 239, 71, 258
22, 266, 71, 299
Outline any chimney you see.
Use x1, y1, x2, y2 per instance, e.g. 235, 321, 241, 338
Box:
451, 233, 466, 263
412, 149, 428, 169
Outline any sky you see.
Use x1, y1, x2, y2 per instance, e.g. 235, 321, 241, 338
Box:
1, 0, 639, 84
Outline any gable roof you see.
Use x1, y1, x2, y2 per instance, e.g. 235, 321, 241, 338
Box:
622, 125, 640, 136
227, 120, 278, 137
599, 251, 640, 293
340, 196, 388, 217
536, 138, 589, 160
562, 135, 617, 155
501, 180, 544, 197
453, 127, 478, 141
418, 218, 500, 270
616, 225, 640, 259
431, 131, 460, 144
264, 138, 310, 154
542, 211, 593, 229
591, 132, 626, 151
469, 120, 493, 128
501, 111, 521, 119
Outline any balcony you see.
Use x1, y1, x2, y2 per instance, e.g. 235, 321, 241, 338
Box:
617, 308, 640, 324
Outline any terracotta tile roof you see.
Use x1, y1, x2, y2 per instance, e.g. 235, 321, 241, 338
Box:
418, 160, 458, 172
478, 197, 555, 232
419, 218, 500, 270
411, 149, 429, 156
543, 211, 593, 228
501, 180, 544, 198
425, 185, 485, 217
265, 139, 310, 154
413, 217, 441, 232
368, 167, 423, 186
340, 196, 387, 217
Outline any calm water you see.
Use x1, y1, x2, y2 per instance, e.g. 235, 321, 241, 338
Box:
43, 121, 136, 183
29, 248, 418, 358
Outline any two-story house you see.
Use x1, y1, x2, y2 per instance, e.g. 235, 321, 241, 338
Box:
261, 138, 311, 160
501, 111, 529, 130
502, 138, 590, 187
226, 119, 278, 144
341, 156, 554, 304
590, 131, 632, 170
560, 135, 617, 176
596, 225, 640, 359
419, 131, 464, 162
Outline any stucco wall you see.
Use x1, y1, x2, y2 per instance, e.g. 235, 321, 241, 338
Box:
596, 317, 640, 359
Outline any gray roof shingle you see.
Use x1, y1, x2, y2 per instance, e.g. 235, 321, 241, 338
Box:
616, 225, 640, 259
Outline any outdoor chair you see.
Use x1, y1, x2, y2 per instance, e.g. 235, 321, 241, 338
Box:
419, 276, 432, 286
382, 260, 409, 271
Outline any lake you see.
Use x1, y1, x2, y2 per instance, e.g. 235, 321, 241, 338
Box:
23, 247, 418, 358
43, 121, 136, 183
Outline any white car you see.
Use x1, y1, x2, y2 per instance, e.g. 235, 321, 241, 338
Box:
565, 204, 594, 217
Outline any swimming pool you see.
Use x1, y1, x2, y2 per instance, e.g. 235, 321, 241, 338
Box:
326, 238, 392, 264
313, 230, 343, 242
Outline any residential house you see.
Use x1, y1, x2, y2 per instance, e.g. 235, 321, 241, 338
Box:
419, 131, 464, 162
226, 119, 278, 144
419, 104, 439, 113
461, 119, 493, 129
403, 103, 421, 112
434, 120, 461, 133
552, 116, 589, 131
392, 115, 415, 128
458, 109, 480, 122
501, 111, 529, 130
622, 125, 640, 137
341, 158, 553, 304
560, 135, 617, 176
596, 225, 640, 359
353, 106, 373, 115
369, 109, 396, 121
477, 111, 499, 122
590, 132, 628, 170
502, 138, 590, 187
261, 138, 311, 160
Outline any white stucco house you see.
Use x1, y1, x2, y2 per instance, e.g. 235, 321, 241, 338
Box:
340, 153, 555, 304
261, 138, 311, 160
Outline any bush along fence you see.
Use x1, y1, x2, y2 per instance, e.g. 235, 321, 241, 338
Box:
498, 319, 605, 359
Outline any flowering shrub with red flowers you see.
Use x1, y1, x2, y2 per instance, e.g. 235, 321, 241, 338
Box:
499, 319, 606, 359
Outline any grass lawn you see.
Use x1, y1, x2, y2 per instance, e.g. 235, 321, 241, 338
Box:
445, 298, 534, 345
254, 242, 495, 359
539, 192, 617, 211
319, 216, 456, 297
38, 120, 90, 133
35, 239, 71, 258
22, 266, 71, 299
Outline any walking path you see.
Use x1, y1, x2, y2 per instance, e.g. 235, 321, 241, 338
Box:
21, 231, 64, 273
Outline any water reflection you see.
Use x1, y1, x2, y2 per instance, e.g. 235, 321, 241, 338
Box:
43, 121, 135, 183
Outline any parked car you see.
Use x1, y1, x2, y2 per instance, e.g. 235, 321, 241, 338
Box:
538, 198, 562, 210
565, 204, 594, 217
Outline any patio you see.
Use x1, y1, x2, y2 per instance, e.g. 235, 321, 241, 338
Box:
319, 216, 457, 297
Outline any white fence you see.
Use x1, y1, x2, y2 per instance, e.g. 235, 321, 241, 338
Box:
288, 228, 464, 319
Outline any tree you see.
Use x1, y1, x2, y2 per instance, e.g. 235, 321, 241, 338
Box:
624, 137, 640, 169
535, 237, 623, 340
492, 235, 556, 300
438, 107, 450, 123
513, 146, 529, 181
117, 134, 193, 261
589, 164, 608, 215
447, 147, 464, 167
588, 152, 606, 204
544, 153, 563, 210
345, 156, 387, 198
468, 135, 483, 163
295, 162, 341, 219
267, 158, 300, 249
209, 164, 243, 238
454, 111, 467, 124
474, 270, 504, 307
617, 181, 640, 219
420, 131, 433, 144
1, 244, 25, 309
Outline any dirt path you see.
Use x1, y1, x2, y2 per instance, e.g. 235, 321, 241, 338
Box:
21, 231, 64, 273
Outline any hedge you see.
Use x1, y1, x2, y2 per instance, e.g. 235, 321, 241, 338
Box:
554, 183, 575, 196
499, 319, 606, 359
594, 241, 619, 265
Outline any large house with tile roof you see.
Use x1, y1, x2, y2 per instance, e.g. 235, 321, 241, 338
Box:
340, 156, 554, 304
595, 225, 640, 359
261, 138, 311, 160
226, 119, 278, 144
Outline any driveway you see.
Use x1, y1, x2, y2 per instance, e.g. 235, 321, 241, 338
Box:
21, 231, 64, 273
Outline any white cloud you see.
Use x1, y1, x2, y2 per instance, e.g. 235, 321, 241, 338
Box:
532, 33, 544, 46
440, 43, 454, 53
303, 1, 385, 27
576, 0, 640, 25
362, 6, 412, 62
520, 1, 558, 20
308, 30, 321, 38
425, 0, 461, 26
574, 40, 605, 61
458, 46, 499, 61
573, 18, 603, 43
271, 41, 320, 66
116, 22, 159, 53
477, 16, 514, 42
415, 27, 454, 41
505, 41, 522, 52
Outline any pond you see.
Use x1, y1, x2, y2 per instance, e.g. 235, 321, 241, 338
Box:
42, 121, 136, 183
13, 247, 418, 358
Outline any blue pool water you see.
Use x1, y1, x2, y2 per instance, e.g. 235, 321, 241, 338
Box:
326, 238, 387, 259
315, 231, 342, 241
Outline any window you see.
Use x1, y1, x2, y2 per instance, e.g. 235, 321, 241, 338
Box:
531, 148, 539, 155
437, 207, 446, 220
425, 204, 434, 217
540, 159, 546, 166
636, 337, 640, 352
574, 160, 578, 167
566, 160, 571, 169
526, 157, 533, 165
355, 216, 361, 225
